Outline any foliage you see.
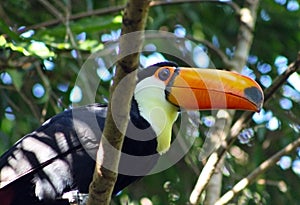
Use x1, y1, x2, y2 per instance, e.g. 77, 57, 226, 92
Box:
0, 0, 300, 204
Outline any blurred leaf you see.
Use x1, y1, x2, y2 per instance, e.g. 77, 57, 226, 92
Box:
0, 118, 14, 136
0, 19, 20, 41
78, 39, 99, 50
7, 69, 24, 91
0, 35, 7, 46
6, 42, 31, 56
34, 16, 122, 45
28, 41, 55, 58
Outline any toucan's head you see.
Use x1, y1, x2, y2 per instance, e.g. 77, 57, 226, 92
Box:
134, 62, 264, 154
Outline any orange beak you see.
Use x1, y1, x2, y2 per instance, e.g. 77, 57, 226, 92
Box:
165, 67, 264, 111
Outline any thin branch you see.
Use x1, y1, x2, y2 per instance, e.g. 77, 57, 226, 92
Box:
17, 88, 40, 120
38, 0, 65, 22
64, 0, 84, 65
264, 54, 300, 104
38, 0, 84, 65
0, 57, 38, 70
53, 0, 68, 13
1, 90, 21, 112
149, 0, 240, 13
0, 4, 12, 26
18, 0, 239, 34
116, 31, 231, 68
215, 135, 300, 205
0, 85, 16, 91
34, 62, 52, 123
17, 5, 123, 34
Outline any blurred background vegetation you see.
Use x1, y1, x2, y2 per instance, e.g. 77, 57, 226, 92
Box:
0, 0, 300, 204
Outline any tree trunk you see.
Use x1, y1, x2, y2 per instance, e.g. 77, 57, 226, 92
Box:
86, 1, 151, 205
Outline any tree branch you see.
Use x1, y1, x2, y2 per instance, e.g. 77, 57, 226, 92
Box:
149, 0, 240, 13
215, 135, 300, 205
38, 0, 65, 22
264, 52, 300, 104
17, 0, 239, 34
86, 1, 151, 205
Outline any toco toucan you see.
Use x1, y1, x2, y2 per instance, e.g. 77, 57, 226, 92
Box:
0, 62, 263, 205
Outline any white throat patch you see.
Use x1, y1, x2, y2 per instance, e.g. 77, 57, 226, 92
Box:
134, 76, 179, 154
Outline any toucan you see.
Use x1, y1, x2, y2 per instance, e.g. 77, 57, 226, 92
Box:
0, 62, 263, 205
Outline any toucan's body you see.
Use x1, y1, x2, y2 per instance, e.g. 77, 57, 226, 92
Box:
0, 62, 264, 205
0, 102, 157, 205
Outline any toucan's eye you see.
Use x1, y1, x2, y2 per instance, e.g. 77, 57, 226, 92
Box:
158, 68, 170, 81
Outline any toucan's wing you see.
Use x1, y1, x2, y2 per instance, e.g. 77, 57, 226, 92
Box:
0, 104, 107, 205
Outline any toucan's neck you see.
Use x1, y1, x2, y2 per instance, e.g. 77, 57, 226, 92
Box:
134, 76, 179, 154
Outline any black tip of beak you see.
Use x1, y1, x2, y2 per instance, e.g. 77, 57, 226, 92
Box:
244, 87, 264, 111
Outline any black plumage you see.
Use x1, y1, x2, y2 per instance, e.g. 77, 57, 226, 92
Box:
0, 100, 159, 205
